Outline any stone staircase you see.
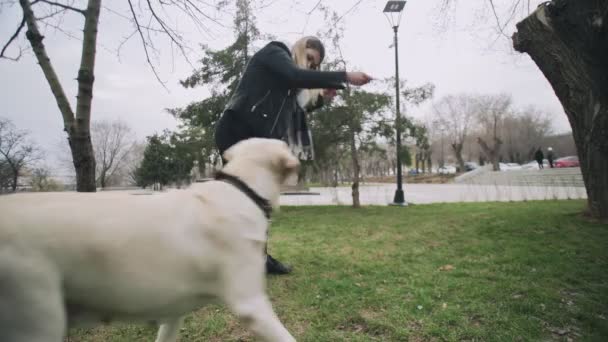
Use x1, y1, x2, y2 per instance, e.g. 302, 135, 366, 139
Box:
454, 166, 584, 187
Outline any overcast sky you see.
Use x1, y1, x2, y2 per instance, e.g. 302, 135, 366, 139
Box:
0, 0, 568, 172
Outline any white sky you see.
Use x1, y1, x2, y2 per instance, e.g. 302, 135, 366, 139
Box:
0, 0, 568, 171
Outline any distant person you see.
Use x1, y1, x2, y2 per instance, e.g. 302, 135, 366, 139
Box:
547, 147, 555, 168
535, 148, 544, 169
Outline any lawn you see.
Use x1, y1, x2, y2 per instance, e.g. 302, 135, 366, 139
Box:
68, 201, 608, 341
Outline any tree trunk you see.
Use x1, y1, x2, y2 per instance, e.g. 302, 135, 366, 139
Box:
420, 155, 426, 174
478, 137, 502, 171
349, 131, 360, 208
99, 166, 107, 188
451, 142, 466, 172
513, 0, 608, 219
20, 0, 100, 192
11, 172, 18, 192
68, 126, 96, 191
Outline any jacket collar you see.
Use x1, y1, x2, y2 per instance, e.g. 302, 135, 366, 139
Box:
269, 41, 292, 56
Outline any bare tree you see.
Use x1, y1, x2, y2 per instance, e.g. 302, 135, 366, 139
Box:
29, 166, 63, 192
435, 0, 607, 219
0, 118, 40, 192
502, 106, 552, 163
433, 94, 477, 172
475, 94, 511, 171
513, 0, 608, 219
1, 0, 225, 192
91, 119, 136, 188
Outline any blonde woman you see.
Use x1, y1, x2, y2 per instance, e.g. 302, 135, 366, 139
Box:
215, 36, 372, 274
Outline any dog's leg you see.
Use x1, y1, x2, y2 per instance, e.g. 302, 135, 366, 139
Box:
221, 243, 296, 342
155, 317, 183, 342
0, 250, 66, 342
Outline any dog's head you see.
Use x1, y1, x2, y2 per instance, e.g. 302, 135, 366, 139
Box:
223, 138, 300, 186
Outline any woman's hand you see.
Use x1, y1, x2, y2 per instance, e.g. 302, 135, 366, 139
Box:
346, 72, 373, 86
322, 88, 337, 101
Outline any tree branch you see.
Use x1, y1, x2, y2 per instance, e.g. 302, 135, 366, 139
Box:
146, 0, 193, 68
126, 0, 167, 89
308, 0, 322, 14
74, 0, 102, 127
39, 0, 85, 15
0, 15, 25, 61
19, 0, 75, 131
336, 0, 365, 23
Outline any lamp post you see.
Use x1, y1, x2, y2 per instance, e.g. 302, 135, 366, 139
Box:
384, 0, 407, 205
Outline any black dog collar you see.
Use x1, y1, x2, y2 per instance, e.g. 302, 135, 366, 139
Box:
214, 171, 272, 219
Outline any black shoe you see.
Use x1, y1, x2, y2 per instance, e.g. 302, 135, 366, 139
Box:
266, 254, 292, 275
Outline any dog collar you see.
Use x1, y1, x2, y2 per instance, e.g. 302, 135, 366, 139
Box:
214, 171, 272, 219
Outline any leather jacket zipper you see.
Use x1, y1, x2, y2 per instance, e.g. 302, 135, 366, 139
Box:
270, 90, 291, 135
251, 90, 271, 112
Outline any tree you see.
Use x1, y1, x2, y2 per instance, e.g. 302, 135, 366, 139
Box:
91, 120, 136, 188
124, 142, 146, 186
502, 106, 552, 163
512, 0, 608, 219
0, 118, 40, 192
2, 1, 225, 192
433, 94, 477, 172
30, 166, 63, 192
169, 0, 263, 168
437, 0, 607, 219
135, 135, 171, 190
342, 89, 392, 207
412, 123, 432, 173
134, 131, 196, 189
475, 94, 512, 171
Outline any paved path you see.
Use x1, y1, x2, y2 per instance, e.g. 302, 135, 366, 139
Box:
279, 183, 587, 206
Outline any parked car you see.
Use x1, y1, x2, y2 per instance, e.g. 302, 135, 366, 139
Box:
438, 165, 457, 174
499, 163, 523, 171
554, 156, 579, 168
464, 162, 479, 172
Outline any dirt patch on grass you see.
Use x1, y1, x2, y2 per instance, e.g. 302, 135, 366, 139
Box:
337, 314, 395, 338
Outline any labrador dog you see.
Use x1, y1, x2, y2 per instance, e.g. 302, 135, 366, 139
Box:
0, 138, 299, 342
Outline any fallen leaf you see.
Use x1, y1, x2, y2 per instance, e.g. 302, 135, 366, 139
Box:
442, 303, 447, 309
438, 264, 455, 271
417, 305, 423, 310
512, 294, 523, 299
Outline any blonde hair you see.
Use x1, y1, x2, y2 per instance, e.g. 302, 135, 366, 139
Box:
291, 36, 324, 110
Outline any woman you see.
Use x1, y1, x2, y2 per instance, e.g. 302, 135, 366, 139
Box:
215, 36, 372, 274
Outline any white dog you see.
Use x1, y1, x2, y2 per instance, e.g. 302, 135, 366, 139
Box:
0, 138, 299, 342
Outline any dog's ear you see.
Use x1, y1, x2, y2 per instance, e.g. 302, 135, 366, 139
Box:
276, 149, 300, 184
282, 153, 300, 172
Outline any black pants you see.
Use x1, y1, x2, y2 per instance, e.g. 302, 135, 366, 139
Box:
215, 110, 269, 254
215, 110, 255, 159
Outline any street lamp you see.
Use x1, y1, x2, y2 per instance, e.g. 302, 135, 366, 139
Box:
384, 0, 407, 205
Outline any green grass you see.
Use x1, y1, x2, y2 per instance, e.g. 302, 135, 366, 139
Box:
67, 201, 608, 341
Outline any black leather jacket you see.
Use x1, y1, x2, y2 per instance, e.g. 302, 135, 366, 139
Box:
221, 41, 346, 139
